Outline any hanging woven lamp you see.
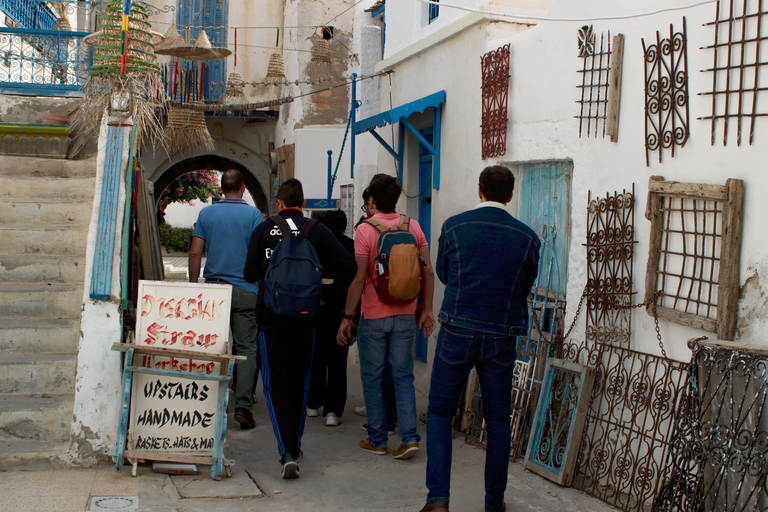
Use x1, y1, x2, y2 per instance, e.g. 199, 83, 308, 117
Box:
222, 72, 247, 105
74, 1, 167, 148
165, 101, 215, 155
265, 52, 286, 85
307, 32, 333, 80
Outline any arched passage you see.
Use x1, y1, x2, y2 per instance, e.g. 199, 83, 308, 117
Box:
153, 155, 268, 213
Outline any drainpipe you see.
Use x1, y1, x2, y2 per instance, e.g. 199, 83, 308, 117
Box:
327, 150, 333, 206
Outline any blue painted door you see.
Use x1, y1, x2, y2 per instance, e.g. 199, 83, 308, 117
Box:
177, 0, 228, 101
415, 128, 433, 362
517, 161, 573, 297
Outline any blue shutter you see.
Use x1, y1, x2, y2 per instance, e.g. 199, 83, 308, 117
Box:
177, 0, 227, 101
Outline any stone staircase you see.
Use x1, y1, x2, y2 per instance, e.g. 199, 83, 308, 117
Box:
0, 155, 96, 469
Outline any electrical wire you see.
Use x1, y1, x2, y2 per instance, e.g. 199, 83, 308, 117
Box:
413, 0, 717, 22
321, 0, 368, 27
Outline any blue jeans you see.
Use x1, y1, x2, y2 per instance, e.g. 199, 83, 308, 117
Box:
358, 314, 421, 447
426, 324, 516, 511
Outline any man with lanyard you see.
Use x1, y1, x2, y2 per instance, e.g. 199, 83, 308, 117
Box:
189, 169, 264, 430
244, 178, 356, 479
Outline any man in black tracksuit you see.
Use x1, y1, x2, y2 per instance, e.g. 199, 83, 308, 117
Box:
244, 178, 356, 479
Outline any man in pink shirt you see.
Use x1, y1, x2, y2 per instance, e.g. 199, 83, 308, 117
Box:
338, 173, 436, 459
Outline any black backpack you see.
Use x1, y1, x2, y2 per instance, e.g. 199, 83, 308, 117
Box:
262, 216, 323, 318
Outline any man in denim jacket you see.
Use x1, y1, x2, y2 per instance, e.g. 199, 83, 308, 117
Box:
420, 166, 540, 512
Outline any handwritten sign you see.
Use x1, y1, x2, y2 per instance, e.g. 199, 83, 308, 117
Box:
129, 281, 232, 455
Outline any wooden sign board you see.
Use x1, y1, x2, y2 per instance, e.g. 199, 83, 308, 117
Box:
128, 281, 232, 458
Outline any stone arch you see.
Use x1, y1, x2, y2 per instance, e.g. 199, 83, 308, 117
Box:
154, 155, 268, 212
146, 138, 272, 213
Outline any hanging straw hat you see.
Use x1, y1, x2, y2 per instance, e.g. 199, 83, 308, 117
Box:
154, 23, 192, 55
265, 52, 286, 85
165, 101, 215, 154
183, 30, 232, 61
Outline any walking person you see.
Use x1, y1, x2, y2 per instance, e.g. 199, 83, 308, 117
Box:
419, 166, 540, 512
244, 179, 356, 479
189, 169, 264, 430
337, 173, 436, 459
306, 210, 355, 426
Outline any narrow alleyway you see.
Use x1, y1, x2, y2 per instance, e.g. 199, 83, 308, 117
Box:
0, 354, 617, 512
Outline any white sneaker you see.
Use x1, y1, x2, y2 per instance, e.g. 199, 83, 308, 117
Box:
326, 413, 341, 426
354, 406, 367, 417
306, 408, 320, 417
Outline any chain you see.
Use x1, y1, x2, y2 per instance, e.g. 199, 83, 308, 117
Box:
528, 288, 668, 359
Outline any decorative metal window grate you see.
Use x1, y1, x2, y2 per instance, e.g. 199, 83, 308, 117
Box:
700, 0, 768, 146
481, 44, 510, 160
644, 176, 744, 340
564, 341, 689, 512
585, 187, 636, 348
525, 358, 594, 487
576, 26, 611, 138
642, 18, 690, 166
654, 338, 768, 512
0, 0, 58, 32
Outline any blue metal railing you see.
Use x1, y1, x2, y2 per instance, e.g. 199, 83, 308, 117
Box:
0, 27, 92, 96
0, 0, 59, 32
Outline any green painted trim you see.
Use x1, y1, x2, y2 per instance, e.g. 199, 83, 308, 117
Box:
0, 123, 70, 136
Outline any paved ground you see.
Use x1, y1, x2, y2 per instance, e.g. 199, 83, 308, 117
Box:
0, 354, 617, 512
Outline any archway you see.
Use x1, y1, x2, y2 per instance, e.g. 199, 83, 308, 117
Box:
153, 155, 268, 213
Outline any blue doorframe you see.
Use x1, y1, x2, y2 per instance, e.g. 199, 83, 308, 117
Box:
415, 127, 433, 363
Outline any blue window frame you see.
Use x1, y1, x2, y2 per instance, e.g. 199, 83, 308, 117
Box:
177, 0, 228, 101
429, 0, 439, 23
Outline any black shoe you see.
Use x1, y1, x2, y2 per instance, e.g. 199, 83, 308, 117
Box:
420, 502, 449, 512
295, 450, 303, 463
280, 453, 300, 479
485, 503, 505, 512
234, 407, 255, 429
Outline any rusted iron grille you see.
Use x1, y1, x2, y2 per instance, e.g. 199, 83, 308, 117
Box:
700, 0, 768, 146
585, 187, 636, 348
654, 341, 768, 512
576, 29, 611, 138
564, 341, 688, 512
643, 18, 690, 166
655, 195, 722, 321
481, 44, 510, 159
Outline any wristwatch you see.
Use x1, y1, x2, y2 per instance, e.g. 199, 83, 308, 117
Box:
342, 312, 354, 319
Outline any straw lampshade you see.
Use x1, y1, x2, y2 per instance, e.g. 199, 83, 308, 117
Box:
307, 35, 333, 79
265, 52, 286, 85
222, 72, 247, 105
165, 101, 215, 154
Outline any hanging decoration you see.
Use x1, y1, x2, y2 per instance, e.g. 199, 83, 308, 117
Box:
154, 23, 194, 57
74, 0, 167, 148
265, 28, 286, 85
306, 31, 333, 79
165, 101, 215, 155
576, 26, 612, 138
161, 60, 213, 104
222, 72, 247, 105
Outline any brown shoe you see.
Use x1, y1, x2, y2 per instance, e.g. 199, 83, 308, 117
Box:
485, 503, 506, 512
234, 407, 255, 429
392, 442, 419, 460
359, 437, 387, 455
419, 501, 449, 512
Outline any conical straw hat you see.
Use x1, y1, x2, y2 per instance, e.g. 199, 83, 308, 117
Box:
182, 30, 232, 61
265, 52, 286, 85
154, 23, 191, 55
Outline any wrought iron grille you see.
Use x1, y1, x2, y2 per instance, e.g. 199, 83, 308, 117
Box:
644, 177, 744, 340
642, 18, 690, 166
654, 339, 768, 512
700, 0, 768, 146
564, 341, 689, 512
0, 27, 92, 96
481, 44, 510, 159
576, 27, 611, 138
585, 187, 636, 348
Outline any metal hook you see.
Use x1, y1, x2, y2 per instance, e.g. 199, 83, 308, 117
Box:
551, 224, 557, 241
541, 224, 548, 240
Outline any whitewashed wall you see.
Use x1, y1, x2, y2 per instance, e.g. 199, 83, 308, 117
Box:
367, 0, 768, 386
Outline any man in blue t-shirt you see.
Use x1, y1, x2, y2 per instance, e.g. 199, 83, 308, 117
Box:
189, 169, 264, 429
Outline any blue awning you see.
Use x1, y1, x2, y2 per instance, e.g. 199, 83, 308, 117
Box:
353, 91, 446, 135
